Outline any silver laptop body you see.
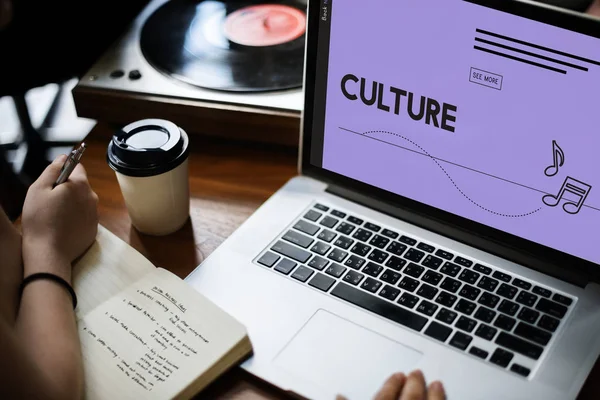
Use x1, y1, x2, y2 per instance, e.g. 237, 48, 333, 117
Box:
186, 1, 600, 398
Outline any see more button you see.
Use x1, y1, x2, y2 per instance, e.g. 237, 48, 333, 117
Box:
470, 67, 503, 90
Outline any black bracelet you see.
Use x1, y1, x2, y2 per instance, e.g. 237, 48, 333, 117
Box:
20, 273, 78, 309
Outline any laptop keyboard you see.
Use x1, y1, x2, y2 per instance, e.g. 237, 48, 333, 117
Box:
254, 203, 575, 379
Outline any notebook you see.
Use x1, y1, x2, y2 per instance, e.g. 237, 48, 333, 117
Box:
72, 225, 252, 400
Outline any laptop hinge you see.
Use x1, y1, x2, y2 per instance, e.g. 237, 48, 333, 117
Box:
326, 183, 590, 288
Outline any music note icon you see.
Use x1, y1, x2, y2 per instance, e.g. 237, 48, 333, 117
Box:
544, 140, 565, 177
542, 176, 592, 215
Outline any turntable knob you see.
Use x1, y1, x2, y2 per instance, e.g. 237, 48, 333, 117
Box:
128, 70, 142, 80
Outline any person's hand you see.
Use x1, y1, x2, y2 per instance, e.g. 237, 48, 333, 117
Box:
21, 155, 99, 280
373, 370, 445, 400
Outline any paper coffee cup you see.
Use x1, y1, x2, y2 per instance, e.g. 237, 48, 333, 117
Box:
107, 119, 190, 236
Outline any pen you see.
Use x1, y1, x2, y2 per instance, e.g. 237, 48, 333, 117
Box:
53, 143, 87, 188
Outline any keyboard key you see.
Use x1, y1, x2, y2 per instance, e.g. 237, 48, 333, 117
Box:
361, 277, 383, 293
336, 222, 356, 235
492, 271, 512, 282
498, 300, 520, 316
473, 263, 492, 275
325, 263, 347, 278
353, 228, 373, 242
552, 293, 573, 306
404, 248, 425, 263
399, 235, 417, 246
425, 321, 452, 342
399, 276, 420, 292
422, 255, 443, 270
495, 332, 543, 360
331, 282, 428, 331
404, 263, 425, 279
417, 242, 435, 253
308, 273, 336, 292
294, 220, 320, 236
385, 256, 407, 271
440, 277, 461, 293
257, 252, 280, 267
455, 299, 476, 315
275, 259, 297, 275
517, 307, 540, 324
314, 203, 329, 211
328, 248, 348, 263
478, 276, 499, 292
536, 298, 567, 319
538, 314, 560, 332
304, 209, 322, 222
449, 331, 473, 350
454, 257, 473, 268
363, 262, 383, 278
350, 243, 371, 257
317, 229, 337, 243
308, 256, 329, 271
387, 241, 408, 256
311, 241, 332, 256
343, 270, 364, 285
436, 308, 458, 324
331, 210, 346, 218
435, 249, 454, 260
459, 284, 481, 301
512, 278, 532, 290
381, 229, 399, 239
497, 283, 518, 299
283, 230, 314, 248
291, 266, 314, 282
379, 285, 401, 301
516, 291, 537, 307
368, 249, 389, 264
417, 283, 439, 300
398, 293, 420, 309
345, 255, 366, 270
435, 292, 457, 308
474, 307, 496, 323
416, 300, 438, 316
458, 269, 480, 285
532, 286, 552, 298
514, 322, 552, 345
494, 315, 517, 331
456, 316, 477, 333
440, 262, 461, 277
475, 324, 498, 341
347, 216, 363, 225
490, 348, 514, 368
320, 216, 339, 228
423, 270, 443, 286
369, 235, 390, 249
380, 269, 401, 285
364, 222, 381, 232
469, 346, 489, 359
510, 364, 531, 377
478, 292, 500, 308
334, 236, 354, 250
271, 241, 311, 263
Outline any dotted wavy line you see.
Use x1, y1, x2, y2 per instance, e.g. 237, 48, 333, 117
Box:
363, 130, 542, 218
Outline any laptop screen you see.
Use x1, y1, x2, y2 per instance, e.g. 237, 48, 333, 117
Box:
308, 0, 600, 266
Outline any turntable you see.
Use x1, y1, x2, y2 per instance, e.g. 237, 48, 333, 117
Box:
73, 0, 306, 146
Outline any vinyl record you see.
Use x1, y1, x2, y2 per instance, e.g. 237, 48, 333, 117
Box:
140, 0, 307, 92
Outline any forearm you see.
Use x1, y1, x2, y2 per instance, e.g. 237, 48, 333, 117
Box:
0, 209, 23, 325
15, 248, 83, 400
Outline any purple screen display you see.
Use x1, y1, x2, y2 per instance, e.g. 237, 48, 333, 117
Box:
322, 0, 600, 265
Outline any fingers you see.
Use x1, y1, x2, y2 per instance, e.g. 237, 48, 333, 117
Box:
68, 163, 89, 185
374, 373, 406, 400
33, 155, 68, 188
399, 370, 426, 400
427, 381, 446, 400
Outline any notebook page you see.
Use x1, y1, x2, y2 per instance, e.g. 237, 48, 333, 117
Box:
78, 268, 249, 400
73, 225, 155, 319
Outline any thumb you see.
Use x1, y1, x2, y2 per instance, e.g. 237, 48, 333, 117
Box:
34, 155, 68, 188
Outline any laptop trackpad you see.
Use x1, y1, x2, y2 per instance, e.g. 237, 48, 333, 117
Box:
274, 309, 423, 399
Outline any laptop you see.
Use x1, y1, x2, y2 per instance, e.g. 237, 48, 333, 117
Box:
185, 0, 600, 398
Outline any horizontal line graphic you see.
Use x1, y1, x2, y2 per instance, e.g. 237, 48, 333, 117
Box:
474, 46, 567, 74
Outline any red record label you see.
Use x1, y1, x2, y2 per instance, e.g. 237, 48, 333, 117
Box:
223, 4, 306, 47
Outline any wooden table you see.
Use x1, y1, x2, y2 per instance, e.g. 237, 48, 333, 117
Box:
83, 123, 599, 399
